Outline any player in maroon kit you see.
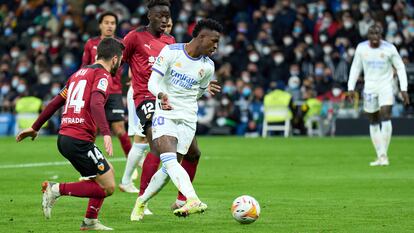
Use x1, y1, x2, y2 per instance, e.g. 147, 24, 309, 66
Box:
123, 0, 221, 216
16, 38, 124, 231
82, 11, 132, 157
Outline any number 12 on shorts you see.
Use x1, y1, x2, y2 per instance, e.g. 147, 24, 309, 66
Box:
152, 116, 165, 127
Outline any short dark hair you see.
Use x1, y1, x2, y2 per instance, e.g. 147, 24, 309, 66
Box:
96, 38, 124, 61
147, 0, 171, 9
192, 19, 223, 38
98, 11, 118, 25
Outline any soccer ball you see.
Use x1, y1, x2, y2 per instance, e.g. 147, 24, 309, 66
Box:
231, 195, 260, 224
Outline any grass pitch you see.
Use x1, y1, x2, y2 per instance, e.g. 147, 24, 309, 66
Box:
0, 136, 413, 232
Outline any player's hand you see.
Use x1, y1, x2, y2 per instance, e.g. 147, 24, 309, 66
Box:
207, 80, 221, 96
103, 135, 113, 156
401, 91, 410, 106
159, 92, 173, 110
347, 91, 355, 103
16, 127, 38, 142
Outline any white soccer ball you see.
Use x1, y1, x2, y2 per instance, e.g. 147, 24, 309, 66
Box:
231, 195, 260, 224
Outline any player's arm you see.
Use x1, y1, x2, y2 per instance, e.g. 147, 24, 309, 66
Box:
149, 45, 173, 110
347, 45, 363, 102
81, 40, 91, 67
16, 89, 67, 142
390, 46, 410, 105
121, 32, 135, 64
198, 65, 216, 99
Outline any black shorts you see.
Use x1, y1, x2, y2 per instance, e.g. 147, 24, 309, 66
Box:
136, 99, 156, 135
57, 134, 110, 177
105, 94, 125, 122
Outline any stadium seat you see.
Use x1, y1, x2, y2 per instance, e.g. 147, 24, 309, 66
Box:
262, 90, 292, 138
0, 113, 14, 136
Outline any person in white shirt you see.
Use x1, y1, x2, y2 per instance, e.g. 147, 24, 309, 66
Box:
348, 24, 410, 166
130, 19, 223, 220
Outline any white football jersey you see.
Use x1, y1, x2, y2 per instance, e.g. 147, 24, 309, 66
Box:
151, 43, 214, 122
348, 40, 407, 93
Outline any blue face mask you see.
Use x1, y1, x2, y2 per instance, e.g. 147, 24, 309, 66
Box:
18, 66, 28, 74
242, 87, 251, 97
293, 27, 302, 34
315, 68, 324, 76
223, 85, 235, 95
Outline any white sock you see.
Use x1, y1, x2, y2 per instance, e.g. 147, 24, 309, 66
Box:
381, 120, 392, 157
121, 143, 148, 185
139, 167, 170, 203
160, 152, 198, 200
370, 124, 385, 158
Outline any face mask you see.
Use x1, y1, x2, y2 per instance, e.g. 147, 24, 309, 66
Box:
1, 85, 10, 95
315, 67, 324, 76
18, 66, 28, 74
52, 66, 62, 75
237, 27, 247, 33
283, 37, 293, 46
249, 53, 259, 63
293, 26, 302, 34
42, 11, 50, 17
137, 6, 146, 15
224, 45, 234, 55
82, 34, 89, 42
12, 79, 19, 88
305, 36, 313, 44
11, 51, 19, 58
394, 37, 402, 45
223, 85, 235, 94
51, 40, 59, 48
341, 3, 350, 10
332, 88, 342, 97
266, 14, 274, 22
317, 4, 325, 12
56, 0, 64, 5
64, 19, 73, 27
400, 49, 409, 57
178, 12, 189, 22
347, 48, 355, 57
320, 34, 328, 43
402, 19, 409, 27
31, 41, 41, 49
408, 27, 414, 34
63, 30, 71, 39
323, 46, 332, 54
17, 84, 26, 93
262, 46, 271, 55
382, 3, 391, 11
242, 87, 251, 97
221, 98, 230, 106
360, 6, 368, 13
288, 77, 300, 89
274, 55, 284, 64
27, 27, 35, 35
385, 15, 394, 23
131, 17, 139, 25
51, 87, 60, 96
221, 0, 230, 5
344, 21, 352, 29
290, 70, 299, 76
242, 74, 250, 83
64, 58, 73, 66
174, 25, 185, 34
39, 74, 51, 84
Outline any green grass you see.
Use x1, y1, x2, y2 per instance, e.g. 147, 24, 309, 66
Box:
1, 136, 413, 232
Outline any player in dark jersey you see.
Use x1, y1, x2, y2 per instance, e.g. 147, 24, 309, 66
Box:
123, 0, 221, 218
16, 38, 124, 231
82, 11, 132, 157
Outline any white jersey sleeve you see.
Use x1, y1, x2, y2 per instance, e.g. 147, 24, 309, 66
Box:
152, 45, 174, 77
390, 45, 408, 91
197, 62, 215, 98
348, 44, 363, 91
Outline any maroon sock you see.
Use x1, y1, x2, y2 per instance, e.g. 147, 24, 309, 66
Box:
177, 158, 199, 201
139, 152, 160, 196
118, 132, 132, 157
85, 198, 104, 219
59, 180, 106, 198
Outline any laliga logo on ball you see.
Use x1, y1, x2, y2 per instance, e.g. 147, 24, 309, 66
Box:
231, 195, 260, 224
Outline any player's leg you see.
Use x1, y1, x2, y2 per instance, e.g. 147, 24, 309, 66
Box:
45, 135, 114, 230
380, 105, 392, 160
106, 94, 131, 157
120, 135, 148, 193
172, 137, 201, 210
363, 92, 386, 166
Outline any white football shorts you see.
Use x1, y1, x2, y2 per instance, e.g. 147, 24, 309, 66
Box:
127, 86, 145, 137
151, 114, 196, 155
363, 89, 394, 113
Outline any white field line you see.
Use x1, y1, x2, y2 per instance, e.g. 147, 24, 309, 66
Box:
0, 157, 126, 169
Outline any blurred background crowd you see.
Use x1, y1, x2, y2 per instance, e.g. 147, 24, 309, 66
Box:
1, 0, 414, 136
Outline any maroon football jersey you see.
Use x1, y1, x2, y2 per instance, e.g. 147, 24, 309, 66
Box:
123, 26, 175, 107
82, 37, 123, 94
59, 64, 112, 142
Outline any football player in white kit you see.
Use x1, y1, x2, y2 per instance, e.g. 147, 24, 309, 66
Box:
348, 24, 410, 166
130, 19, 223, 219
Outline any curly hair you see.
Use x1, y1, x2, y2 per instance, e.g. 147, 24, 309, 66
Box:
147, 0, 171, 9
192, 19, 223, 38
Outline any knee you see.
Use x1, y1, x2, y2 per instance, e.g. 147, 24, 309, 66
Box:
112, 124, 125, 136
185, 149, 201, 162
381, 113, 391, 121
104, 184, 116, 196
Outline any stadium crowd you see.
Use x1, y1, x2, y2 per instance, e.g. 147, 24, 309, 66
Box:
1, 0, 414, 136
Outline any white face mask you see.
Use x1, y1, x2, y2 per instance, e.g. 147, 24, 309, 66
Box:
332, 88, 342, 97
283, 37, 293, 46
274, 55, 284, 64
382, 3, 391, 11
320, 34, 328, 43
344, 21, 352, 29
249, 53, 259, 63
11, 51, 20, 58
347, 48, 355, 57
323, 46, 333, 54
304, 36, 313, 44
262, 46, 271, 55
